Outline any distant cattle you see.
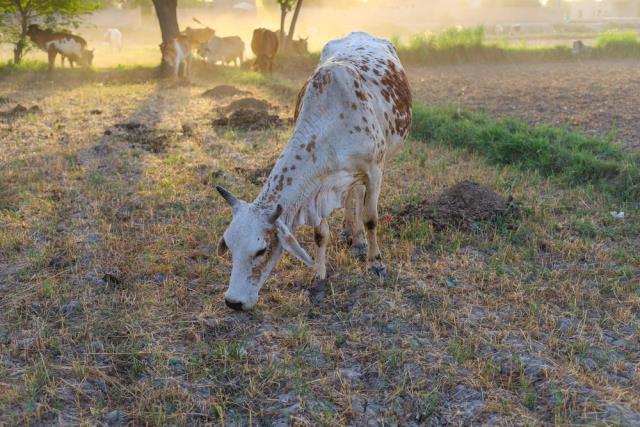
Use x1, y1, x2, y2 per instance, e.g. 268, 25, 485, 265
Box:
181, 26, 216, 48
26, 25, 94, 71
198, 35, 244, 66
572, 40, 593, 56
160, 35, 192, 78
291, 37, 309, 55
251, 28, 279, 73
103, 28, 122, 51
216, 32, 412, 310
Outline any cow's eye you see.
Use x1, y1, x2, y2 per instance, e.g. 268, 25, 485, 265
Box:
255, 248, 267, 258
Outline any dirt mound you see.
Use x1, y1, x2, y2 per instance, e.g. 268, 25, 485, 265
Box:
0, 104, 42, 120
213, 109, 283, 131
202, 85, 252, 99
399, 180, 519, 230
109, 122, 175, 153
224, 97, 272, 113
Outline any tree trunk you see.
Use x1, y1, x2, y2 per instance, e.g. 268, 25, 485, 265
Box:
13, 11, 29, 64
279, 4, 287, 52
151, 0, 180, 75
286, 0, 303, 48
152, 0, 180, 44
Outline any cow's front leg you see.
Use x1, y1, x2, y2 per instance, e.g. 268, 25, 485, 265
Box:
47, 48, 57, 72
309, 219, 329, 303
341, 185, 368, 259
363, 167, 386, 279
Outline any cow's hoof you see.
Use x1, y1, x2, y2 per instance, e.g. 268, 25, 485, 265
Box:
368, 264, 388, 280
351, 243, 368, 261
309, 278, 327, 304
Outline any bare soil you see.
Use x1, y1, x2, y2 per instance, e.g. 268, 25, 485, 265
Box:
407, 60, 640, 149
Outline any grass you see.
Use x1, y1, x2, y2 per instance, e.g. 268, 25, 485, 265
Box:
394, 26, 640, 65
411, 104, 640, 204
0, 63, 639, 425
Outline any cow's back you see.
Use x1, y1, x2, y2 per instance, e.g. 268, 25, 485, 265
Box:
251, 29, 278, 57
295, 32, 412, 159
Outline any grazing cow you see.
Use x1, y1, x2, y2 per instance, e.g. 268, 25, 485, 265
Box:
26, 25, 94, 71
160, 35, 192, 78
181, 26, 216, 48
291, 36, 309, 55
251, 28, 279, 73
216, 32, 412, 310
103, 28, 122, 51
198, 35, 244, 66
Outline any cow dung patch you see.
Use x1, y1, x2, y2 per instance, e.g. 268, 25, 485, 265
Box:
109, 122, 176, 153
213, 109, 283, 131
202, 85, 252, 99
398, 180, 520, 230
224, 97, 273, 113
0, 104, 42, 120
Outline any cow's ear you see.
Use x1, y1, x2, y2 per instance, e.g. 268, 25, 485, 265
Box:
275, 220, 313, 267
217, 236, 228, 256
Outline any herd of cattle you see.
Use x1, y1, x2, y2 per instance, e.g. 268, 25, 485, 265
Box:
23, 23, 308, 75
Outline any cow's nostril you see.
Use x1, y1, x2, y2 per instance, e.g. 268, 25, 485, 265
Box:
225, 298, 244, 311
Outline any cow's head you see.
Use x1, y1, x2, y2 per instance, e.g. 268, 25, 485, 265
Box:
294, 37, 309, 55
80, 49, 94, 67
159, 41, 177, 67
216, 186, 313, 311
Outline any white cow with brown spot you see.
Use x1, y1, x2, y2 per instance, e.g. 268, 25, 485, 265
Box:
159, 35, 192, 79
216, 32, 412, 311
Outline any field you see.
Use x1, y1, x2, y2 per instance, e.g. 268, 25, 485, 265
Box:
0, 55, 639, 426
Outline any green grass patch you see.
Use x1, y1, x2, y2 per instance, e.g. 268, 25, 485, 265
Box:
394, 26, 640, 65
596, 30, 640, 55
411, 104, 640, 203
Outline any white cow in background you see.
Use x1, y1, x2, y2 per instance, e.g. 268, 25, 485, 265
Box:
103, 28, 122, 51
216, 32, 412, 310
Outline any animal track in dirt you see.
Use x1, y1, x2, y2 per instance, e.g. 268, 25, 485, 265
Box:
202, 85, 252, 99
398, 180, 520, 230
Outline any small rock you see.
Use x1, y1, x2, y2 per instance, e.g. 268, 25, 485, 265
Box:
62, 300, 80, 317
104, 409, 125, 426
151, 272, 166, 284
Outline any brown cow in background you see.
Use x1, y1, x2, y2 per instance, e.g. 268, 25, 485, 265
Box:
251, 28, 279, 73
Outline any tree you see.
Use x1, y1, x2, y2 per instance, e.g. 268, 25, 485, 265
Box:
151, 0, 179, 44
275, 0, 304, 52
0, 0, 98, 64
286, 0, 303, 48
151, 0, 179, 75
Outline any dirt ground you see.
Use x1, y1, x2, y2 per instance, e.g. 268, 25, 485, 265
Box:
0, 65, 639, 425
408, 59, 640, 150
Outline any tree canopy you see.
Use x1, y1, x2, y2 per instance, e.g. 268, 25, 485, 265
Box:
0, 0, 99, 63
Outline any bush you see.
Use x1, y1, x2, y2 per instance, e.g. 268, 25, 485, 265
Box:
595, 31, 640, 55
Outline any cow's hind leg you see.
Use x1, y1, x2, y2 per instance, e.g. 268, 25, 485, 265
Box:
341, 185, 367, 260
363, 167, 386, 279
313, 219, 329, 281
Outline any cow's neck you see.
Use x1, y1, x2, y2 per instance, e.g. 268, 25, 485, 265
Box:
255, 122, 328, 229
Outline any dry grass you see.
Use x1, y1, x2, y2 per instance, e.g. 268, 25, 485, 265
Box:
0, 63, 638, 426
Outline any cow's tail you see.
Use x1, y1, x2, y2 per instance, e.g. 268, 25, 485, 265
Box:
192, 17, 204, 25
